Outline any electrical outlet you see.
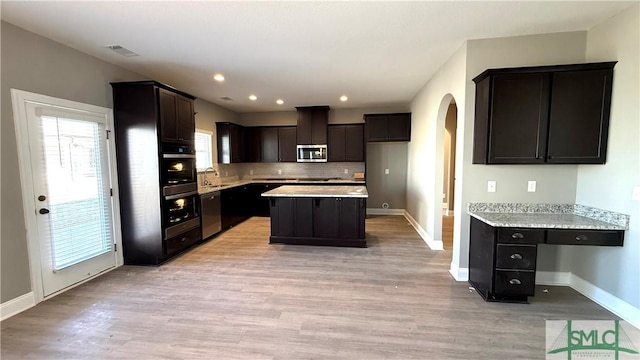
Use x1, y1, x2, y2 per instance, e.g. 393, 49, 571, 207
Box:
225, 171, 228, 177
278, 169, 282, 175
249, 170, 254, 175
632, 186, 640, 201
487, 181, 496, 193
344, 169, 349, 174
385, 169, 390, 175
528, 181, 536, 192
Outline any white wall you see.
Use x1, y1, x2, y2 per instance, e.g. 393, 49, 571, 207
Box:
408, 31, 591, 278
407, 43, 467, 252
573, 5, 640, 308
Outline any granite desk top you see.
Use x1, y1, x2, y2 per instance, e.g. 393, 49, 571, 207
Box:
467, 203, 629, 230
261, 185, 368, 198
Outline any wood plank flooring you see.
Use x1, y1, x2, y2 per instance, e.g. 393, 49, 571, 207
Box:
1, 215, 618, 359
442, 215, 454, 249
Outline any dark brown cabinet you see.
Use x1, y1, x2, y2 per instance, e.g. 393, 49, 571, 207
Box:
158, 88, 195, 144
111, 81, 200, 265
245, 127, 262, 163
296, 106, 329, 145
217, 122, 245, 164
364, 113, 411, 142
472, 62, 615, 164
328, 124, 365, 162
268, 196, 366, 247
468, 216, 624, 303
278, 127, 297, 162
261, 127, 279, 163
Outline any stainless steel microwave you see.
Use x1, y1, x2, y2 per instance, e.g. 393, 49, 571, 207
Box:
297, 144, 327, 162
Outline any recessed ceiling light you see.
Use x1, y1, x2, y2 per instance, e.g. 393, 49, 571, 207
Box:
249, 94, 258, 101
340, 95, 348, 102
213, 73, 225, 82
276, 99, 284, 105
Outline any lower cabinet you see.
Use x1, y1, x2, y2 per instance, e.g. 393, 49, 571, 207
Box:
468, 216, 624, 303
220, 186, 249, 230
269, 197, 366, 247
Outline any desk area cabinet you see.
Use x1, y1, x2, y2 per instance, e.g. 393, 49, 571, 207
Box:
468, 203, 628, 303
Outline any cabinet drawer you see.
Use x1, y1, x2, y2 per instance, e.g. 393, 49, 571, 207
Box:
494, 270, 535, 296
546, 229, 624, 246
165, 226, 200, 256
495, 244, 537, 270
497, 228, 544, 244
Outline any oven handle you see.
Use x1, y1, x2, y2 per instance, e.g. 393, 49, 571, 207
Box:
165, 191, 198, 200
163, 153, 196, 159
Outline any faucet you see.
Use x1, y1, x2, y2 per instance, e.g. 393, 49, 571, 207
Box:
203, 167, 218, 186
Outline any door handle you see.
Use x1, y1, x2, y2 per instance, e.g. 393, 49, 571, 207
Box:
39, 208, 50, 215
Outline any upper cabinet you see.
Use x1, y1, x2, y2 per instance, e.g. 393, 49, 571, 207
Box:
328, 124, 365, 162
364, 113, 411, 142
112, 81, 195, 146
216, 122, 245, 164
278, 127, 297, 162
296, 106, 329, 145
472, 62, 616, 164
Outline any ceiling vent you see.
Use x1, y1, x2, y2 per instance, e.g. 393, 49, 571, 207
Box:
220, 97, 234, 101
106, 45, 139, 57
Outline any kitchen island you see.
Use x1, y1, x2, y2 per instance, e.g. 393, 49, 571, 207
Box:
262, 185, 367, 247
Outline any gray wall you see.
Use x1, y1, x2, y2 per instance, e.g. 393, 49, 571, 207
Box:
572, 5, 639, 307
0, 22, 236, 303
366, 143, 408, 210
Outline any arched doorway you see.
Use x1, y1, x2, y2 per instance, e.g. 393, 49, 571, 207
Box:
441, 100, 457, 249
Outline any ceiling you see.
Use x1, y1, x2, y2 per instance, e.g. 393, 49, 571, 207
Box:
1, 1, 634, 113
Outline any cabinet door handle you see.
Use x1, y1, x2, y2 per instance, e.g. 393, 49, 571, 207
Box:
511, 232, 524, 239
180, 237, 187, 243
509, 279, 522, 285
575, 234, 588, 242
510, 253, 523, 260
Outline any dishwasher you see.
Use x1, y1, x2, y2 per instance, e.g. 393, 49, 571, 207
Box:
200, 191, 222, 240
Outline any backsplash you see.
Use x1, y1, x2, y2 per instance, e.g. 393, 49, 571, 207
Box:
200, 162, 365, 185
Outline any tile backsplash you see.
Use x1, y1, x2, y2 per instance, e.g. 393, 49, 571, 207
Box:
204, 162, 365, 184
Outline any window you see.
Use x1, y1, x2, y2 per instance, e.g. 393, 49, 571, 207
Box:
195, 130, 213, 170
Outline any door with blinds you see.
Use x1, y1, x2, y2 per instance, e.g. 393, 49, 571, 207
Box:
24, 101, 117, 298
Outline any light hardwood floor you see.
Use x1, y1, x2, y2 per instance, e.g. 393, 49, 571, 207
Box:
1, 215, 617, 359
442, 215, 454, 249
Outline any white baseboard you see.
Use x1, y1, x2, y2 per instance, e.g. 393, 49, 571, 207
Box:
449, 262, 468, 281
1, 292, 35, 321
366, 208, 405, 215
570, 273, 640, 329
451, 268, 639, 328
403, 210, 444, 251
535, 271, 571, 286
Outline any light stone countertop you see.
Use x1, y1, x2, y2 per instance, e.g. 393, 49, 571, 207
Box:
468, 203, 629, 230
261, 185, 368, 198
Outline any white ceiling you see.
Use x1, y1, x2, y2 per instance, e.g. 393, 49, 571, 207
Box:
1, 1, 635, 113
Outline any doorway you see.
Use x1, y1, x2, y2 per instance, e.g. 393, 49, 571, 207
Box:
12, 89, 122, 301
441, 100, 457, 249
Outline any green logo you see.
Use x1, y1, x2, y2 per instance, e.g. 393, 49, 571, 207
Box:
547, 320, 639, 359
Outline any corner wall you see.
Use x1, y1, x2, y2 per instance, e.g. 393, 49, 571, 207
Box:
573, 4, 640, 308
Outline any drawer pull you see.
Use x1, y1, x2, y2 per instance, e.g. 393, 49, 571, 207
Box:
509, 279, 522, 285
575, 235, 588, 242
180, 237, 187, 243
510, 253, 523, 260
511, 232, 524, 239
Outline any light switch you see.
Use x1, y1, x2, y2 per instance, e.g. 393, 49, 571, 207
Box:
528, 181, 536, 192
344, 169, 349, 174
633, 186, 640, 201
385, 169, 390, 175
487, 181, 496, 193
278, 169, 282, 175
